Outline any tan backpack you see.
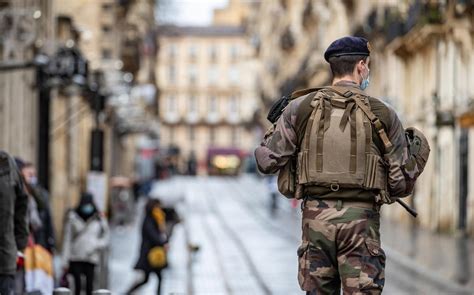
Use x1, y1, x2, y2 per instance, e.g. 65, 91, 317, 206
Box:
296, 86, 392, 193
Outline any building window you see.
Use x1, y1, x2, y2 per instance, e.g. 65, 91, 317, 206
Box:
102, 3, 113, 11
188, 65, 197, 85
208, 66, 218, 85
209, 96, 218, 113
189, 95, 197, 113
102, 48, 112, 59
209, 45, 217, 63
229, 96, 239, 114
102, 25, 112, 34
209, 127, 215, 145
231, 127, 239, 146
229, 67, 239, 85
189, 126, 195, 142
168, 44, 177, 60
168, 65, 176, 83
167, 95, 177, 113
169, 126, 175, 144
189, 45, 198, 61
230, 44, 239, 61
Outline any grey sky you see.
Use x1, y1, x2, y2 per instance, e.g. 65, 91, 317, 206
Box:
157, 0, 229, 26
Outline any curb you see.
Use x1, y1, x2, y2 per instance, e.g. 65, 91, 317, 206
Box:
383, 244, 472, 294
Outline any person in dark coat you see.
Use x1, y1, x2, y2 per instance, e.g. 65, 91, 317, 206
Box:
0, 152, 28, 295
126, 199, 168, 295
16, 160, 55, 252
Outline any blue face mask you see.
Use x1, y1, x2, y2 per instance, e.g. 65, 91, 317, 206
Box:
28, 176, 38, 186
81, 204, 95, 215
360, 65, 370, 90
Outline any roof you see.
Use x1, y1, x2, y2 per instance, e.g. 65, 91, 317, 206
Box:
157, 25, 246, 38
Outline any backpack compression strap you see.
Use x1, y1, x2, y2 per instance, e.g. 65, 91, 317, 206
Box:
324, 86, 394, 152
352, 97, 393, 151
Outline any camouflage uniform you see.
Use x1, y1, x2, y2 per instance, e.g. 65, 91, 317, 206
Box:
255, 81, 418, 294
299, 199, 384, 294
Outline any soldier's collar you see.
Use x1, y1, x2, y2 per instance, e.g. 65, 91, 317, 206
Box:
333, 80, 360, 88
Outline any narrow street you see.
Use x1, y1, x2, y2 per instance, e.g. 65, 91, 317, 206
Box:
109, 176, 472, 295
2, 2, 474, 295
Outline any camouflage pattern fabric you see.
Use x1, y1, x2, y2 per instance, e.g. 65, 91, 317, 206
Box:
299, 199, 385, 294
255, 81, 422, 294
255, 81, 418, 200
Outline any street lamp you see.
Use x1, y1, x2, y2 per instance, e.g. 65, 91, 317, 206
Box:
35, 47, 88, 189
85, 70, 108, 172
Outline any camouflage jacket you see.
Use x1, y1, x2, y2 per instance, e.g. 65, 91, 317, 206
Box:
255, 81, 417, 201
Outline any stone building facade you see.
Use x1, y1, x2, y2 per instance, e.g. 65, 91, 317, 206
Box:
0, 0, 54, 165
357, 1, 474, 235
250, 0, 474, 235
0, 0, 159, 243
51, 0, 160, 236
156, 24, 260, 174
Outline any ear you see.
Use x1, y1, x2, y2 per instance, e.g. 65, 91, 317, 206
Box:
353, 60, 364, 76
356, 59, 365, 73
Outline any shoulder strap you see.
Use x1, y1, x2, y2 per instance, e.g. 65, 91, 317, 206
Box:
325, 85, 364, 97
321, 85, 393, 151
352, 95, 393, 151
294, 90, 320, 147
291, 86, 393, 151
290, 87, 323, 99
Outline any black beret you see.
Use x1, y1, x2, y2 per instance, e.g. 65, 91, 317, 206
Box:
324, 36, 371, 62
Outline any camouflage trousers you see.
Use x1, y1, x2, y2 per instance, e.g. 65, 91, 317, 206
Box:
298, 199, 385, 295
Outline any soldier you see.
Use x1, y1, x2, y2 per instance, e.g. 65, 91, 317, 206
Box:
0, 151, 28, 295
255, 36, 427, 294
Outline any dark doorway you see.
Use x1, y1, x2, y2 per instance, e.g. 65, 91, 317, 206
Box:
458, 128, 469, 231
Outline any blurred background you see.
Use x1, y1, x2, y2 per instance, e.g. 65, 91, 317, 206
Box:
0, 0, 473, 294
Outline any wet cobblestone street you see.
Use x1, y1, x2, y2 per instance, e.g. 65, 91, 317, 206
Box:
109, 176, 473, 294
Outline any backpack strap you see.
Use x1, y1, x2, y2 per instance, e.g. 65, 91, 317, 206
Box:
315, 95, 332, 172
349, 102, 358, 173
320, 88, 359, 173
352, 95, 393, 151
291, 87, 322, 99
299, 91, 319, 149
339, 101, 355, 132
324, 85, 394, 152
294, 90, 320, 147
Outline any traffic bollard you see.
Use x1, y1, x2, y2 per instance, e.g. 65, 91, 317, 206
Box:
93, 289, 112, 295
53, 287, 71, 295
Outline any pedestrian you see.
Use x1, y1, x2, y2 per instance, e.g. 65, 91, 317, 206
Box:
14, 160, 56, 295
255, 36, 429, 294
110, 176, 134, 226
187, 151, 197, 176
61, 192, 110, 295
0, 151, 29, 295
126, 199, 168, 295
16, 160, 55, 252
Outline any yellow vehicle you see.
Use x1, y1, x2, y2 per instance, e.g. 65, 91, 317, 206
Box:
207, 148, 244, 176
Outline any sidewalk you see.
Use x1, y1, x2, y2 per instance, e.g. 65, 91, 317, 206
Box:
381, 217, 474, 293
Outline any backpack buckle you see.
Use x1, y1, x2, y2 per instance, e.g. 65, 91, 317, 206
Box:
343, 91, 353, 98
